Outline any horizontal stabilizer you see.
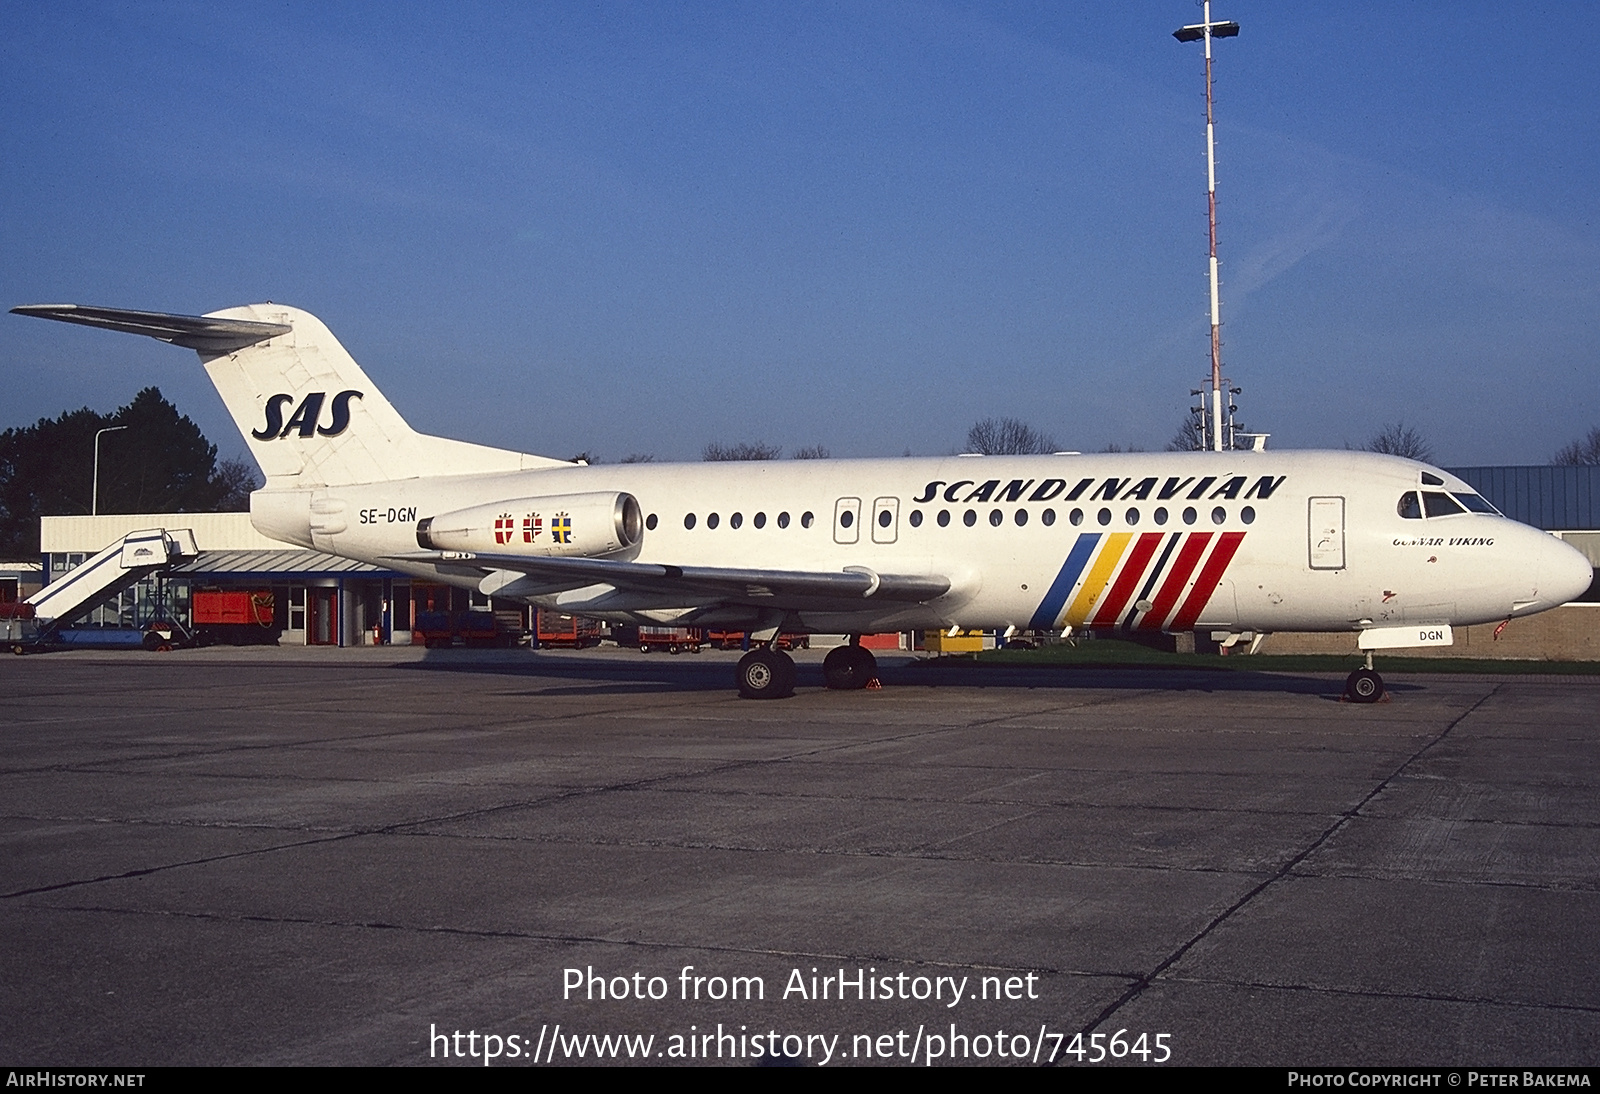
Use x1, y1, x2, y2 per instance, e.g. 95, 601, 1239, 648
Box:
11, 304, 290, 353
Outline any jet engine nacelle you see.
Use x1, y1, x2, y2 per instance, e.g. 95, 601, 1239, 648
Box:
417, 491, 643, 557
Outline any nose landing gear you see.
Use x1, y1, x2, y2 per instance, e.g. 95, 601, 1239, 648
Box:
1343, 652, 1388, 703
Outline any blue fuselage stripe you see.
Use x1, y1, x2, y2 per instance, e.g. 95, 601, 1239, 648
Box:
1030, 533, 1101, 630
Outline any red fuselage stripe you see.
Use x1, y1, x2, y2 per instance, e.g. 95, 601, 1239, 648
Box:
1091, 532, 1166, 627
1138, 532, 1213, 631
1169, 531, 1247, 632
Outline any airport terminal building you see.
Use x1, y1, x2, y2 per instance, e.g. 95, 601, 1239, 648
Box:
34, 512, 506, 647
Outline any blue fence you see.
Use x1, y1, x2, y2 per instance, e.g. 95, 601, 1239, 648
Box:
1446, 465, 1600, 531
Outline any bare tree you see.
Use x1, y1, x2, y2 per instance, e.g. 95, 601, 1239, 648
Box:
1101, 443, 1145, 453
1554, 427, 1600, 466
965, 418, 1056, 455
619, 453, 656, 464
1364, 422, 1434, 463
568, 452, 599, 465
702, 441, 782, 461
1166, 415, 1206, 452
791, 444, 830, 460
211, 455, 262, 511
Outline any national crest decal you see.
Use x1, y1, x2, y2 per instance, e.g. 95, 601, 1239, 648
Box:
522, 513, 542, 542
494, 513, 515, 545
551, 512, 573, 544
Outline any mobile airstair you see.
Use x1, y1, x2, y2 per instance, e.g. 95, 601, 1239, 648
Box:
4, 528, 198, 653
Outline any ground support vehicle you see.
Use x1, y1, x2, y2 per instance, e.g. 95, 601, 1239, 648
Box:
638, 626, 702, 654
192, 589, 278, 646
536, 610, 602, 648
414, 608, 518, 648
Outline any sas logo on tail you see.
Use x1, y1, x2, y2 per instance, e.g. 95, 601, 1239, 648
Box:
252, 390, 364, 440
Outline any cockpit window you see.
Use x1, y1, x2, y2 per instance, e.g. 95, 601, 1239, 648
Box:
1454, 492, 1500, 515
1422, 491, 1466, 517
1398, 492, 1422, 519
1421, 472, 1444, 486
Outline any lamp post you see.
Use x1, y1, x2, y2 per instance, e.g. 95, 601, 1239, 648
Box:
92, 425, 127, 516
1175, 3, 1239, 451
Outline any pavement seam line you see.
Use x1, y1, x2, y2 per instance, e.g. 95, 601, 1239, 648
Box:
1157, 971, 1600, 1016
35, 901, 1124, 979
0, 830, 365, 900
1056, 682, 1507, 1062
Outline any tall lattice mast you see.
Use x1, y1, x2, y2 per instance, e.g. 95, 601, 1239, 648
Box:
1175, 3, 1239, 451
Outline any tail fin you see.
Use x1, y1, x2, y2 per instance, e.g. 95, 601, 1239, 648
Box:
11, 302, 566, 486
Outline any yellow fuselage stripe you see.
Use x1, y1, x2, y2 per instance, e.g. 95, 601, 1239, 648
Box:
1065, 532, 1132, 626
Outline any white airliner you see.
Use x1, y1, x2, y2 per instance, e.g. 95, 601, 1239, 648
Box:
14, 302, 1593, 701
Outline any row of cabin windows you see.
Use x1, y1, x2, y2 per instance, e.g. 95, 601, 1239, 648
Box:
660, 505, 1257, 531
906, 505, 1256, 529
668, 511, 817, 531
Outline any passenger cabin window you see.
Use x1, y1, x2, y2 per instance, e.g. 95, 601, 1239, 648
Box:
1397, 492, 1422, 519
1422, 491, 1466, 517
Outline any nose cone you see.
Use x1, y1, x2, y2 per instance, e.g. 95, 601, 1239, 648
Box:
1539, 536, 1596, 607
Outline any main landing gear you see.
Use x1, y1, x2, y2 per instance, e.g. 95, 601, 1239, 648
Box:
735, 635, 881, 699
1343, 652, 1388, 704
737, 647, 796, 699
822, 641, 877, 691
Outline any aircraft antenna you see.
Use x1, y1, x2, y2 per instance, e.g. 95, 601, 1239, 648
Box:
1175, 2, 1240, 451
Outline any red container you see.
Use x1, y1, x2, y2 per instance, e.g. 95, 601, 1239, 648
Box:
193, 590, 274, 626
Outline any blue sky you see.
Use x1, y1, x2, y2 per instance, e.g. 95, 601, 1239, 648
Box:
3, 1, 1595, 466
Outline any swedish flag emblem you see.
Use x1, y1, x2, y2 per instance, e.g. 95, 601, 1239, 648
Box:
552, 512, 572, 544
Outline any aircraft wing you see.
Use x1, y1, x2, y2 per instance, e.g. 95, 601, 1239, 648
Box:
386, 550, 950, 611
